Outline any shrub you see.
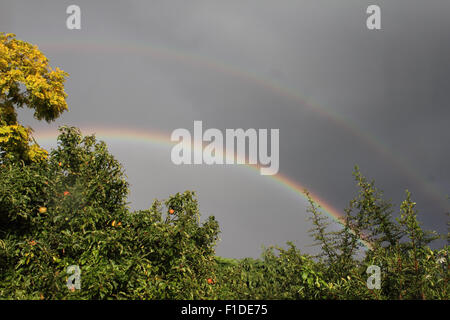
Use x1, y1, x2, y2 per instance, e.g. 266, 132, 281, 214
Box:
0, 127, 219, 299
0, 128, 447, 299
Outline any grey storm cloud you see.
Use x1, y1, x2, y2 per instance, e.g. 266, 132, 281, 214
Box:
1, 0, 448, 257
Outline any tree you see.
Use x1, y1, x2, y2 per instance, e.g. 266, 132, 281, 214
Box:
0, 33, 68, 163
0, 127, 220, 299
305, 167, 448, 299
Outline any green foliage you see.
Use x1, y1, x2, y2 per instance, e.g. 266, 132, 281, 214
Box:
0, 128, 447, 300
212, 244, 330, 299
305, 167, 448, 299
0, 127, 219, 299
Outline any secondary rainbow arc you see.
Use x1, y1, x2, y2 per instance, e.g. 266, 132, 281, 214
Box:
39, 40, 448, 211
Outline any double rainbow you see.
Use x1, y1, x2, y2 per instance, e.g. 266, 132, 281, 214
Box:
38, 40, 447, 212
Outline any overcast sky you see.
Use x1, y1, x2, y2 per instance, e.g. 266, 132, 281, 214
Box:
1, 0, 449, 258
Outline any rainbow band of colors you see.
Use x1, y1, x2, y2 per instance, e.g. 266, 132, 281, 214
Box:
35, 126, 372, 250
37, 40, 447, 213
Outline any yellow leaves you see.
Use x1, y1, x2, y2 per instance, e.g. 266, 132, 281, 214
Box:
0, 124, 48, 162
3, 33, 16, 40
0, 33, 68, 163
28, 143, 49, 162
0, 32, 69, 123
0, 125, 30, 142
111, 220, 122, 227
0, 58, 7, 69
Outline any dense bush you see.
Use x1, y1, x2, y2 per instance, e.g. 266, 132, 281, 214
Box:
212, 244, 330, 299
0, 127, 219, 299
0, 126, 448, 300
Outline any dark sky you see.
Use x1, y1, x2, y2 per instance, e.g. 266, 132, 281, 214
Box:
1, 0, 449, 258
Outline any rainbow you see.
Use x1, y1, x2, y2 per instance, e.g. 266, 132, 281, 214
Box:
38, 40, 448, 211
33, 125, 372, 250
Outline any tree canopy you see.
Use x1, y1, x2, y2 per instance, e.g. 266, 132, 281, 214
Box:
0, 33, 68, 163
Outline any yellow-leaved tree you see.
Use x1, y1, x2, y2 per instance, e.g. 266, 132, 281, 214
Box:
0, 33, 68, 163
